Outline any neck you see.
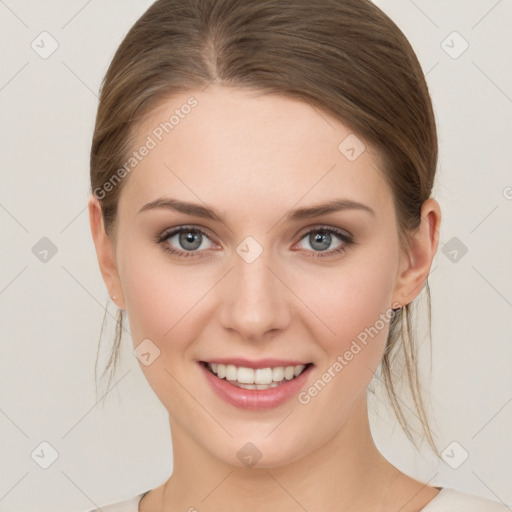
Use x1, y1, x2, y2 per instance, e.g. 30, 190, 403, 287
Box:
161, 394, 402, 512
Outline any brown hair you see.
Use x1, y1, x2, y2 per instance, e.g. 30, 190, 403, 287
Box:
90, 0, 440, 457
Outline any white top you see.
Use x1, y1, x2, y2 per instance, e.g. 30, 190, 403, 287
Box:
86, 487, 510, 511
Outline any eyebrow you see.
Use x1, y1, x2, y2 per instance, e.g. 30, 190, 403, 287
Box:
137, 197, 375, 221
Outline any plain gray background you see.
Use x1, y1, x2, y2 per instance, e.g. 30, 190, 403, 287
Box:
0, 1, 511, 511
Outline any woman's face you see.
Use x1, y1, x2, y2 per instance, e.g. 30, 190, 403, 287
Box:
94, 85, 413, 468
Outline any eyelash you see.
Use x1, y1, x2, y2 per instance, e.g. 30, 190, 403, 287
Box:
154, 225, 354, 259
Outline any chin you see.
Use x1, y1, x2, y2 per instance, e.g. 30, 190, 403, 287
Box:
213, 434, 309, 470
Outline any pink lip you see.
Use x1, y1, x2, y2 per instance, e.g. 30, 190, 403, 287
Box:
198, 361, 313, 410
202, 358, 310, 369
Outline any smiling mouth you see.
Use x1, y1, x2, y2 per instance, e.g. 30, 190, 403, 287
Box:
201, 361, 314, 390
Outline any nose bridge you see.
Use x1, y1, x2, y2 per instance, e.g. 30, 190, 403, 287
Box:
220, 242, 291, 340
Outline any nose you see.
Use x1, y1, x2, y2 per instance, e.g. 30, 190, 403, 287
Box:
218, 248, 292, 342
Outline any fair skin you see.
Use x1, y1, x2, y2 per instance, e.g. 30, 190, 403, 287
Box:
89, 85, 442, 511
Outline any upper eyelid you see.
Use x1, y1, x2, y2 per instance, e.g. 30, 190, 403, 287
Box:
163, 226, 218, 245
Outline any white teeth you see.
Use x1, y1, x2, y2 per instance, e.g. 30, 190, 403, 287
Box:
237, 366, 255, 384
294, 364, 305, 377
255, 367, 273, 385
206, 362, 308, 386
225, 364, 238, 381
272, 366, 284, 382
240, 382, 281, 390
237, 383, 256, 389
284, 366, 295, 380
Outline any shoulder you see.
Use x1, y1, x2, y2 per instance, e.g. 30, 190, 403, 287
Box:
85, 490, 149, 512
422, 487, 510, 511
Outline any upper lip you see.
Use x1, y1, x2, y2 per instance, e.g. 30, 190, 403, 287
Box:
201, 358, 312, 369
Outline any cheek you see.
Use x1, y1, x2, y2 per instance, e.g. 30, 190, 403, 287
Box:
117, 232, 212, 345
116, 241, 216, 413
293, 243, 398, 399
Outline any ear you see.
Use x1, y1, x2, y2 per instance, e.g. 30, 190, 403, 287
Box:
88, 194, 126, 310
391, 198, 441, 308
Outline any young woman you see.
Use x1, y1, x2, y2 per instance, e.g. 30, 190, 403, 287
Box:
87, 0, 508, 510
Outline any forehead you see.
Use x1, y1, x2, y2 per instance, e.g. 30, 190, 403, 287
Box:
120, 85, 392, 220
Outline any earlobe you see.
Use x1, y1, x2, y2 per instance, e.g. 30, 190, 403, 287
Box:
87, 194, 125, 309
392, 198, 441, 308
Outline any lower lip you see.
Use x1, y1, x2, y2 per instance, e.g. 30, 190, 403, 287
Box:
199, 362, 313, 410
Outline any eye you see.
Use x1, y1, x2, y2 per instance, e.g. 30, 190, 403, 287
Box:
295, 226, 354, 258
156, 226, 215, 258
155, 225, 354, 260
